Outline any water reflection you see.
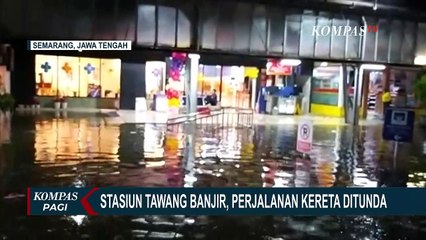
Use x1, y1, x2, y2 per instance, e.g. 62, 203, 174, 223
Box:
0, 113, 426, 239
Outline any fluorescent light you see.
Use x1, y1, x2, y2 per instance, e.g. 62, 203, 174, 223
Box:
188, 53, 200, 60
280, 59, 301, 66
414, 56, 426, 65
320, 62, 328, 67
361, 64, 386, 70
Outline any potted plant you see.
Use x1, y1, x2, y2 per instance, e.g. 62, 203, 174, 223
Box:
61, 97, 68, 110
53, 97, 62, 110
0, 93, 15, 114
414, 70, 426, 126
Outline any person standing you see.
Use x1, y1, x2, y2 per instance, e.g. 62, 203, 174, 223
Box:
382, 88, 392, 116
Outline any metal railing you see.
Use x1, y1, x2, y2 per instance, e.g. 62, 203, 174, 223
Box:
167, 107, 254, 129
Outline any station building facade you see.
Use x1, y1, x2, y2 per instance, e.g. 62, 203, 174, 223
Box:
1, 0, 426, 118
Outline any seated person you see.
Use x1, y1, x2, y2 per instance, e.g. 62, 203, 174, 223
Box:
208, 89, 218, 106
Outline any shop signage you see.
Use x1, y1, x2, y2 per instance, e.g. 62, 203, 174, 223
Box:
266, 60, 292, 76
312, 25, 378, 37
382, 108, 415, 142
297, 119, 313, 153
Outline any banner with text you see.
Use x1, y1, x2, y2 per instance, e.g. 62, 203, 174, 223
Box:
27, 187, 426, 216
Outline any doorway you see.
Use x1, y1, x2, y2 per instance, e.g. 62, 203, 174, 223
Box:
198, 65, 257, 108
360, 67, 419, 120
364, 70, 385, 119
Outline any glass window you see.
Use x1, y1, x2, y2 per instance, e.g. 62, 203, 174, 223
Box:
389, 20, 403, 63
401, 21, 416, 64
200, 2, 219, 49
80, 58, 101, 98
35, 54, 122, 98
315, 14, 331, 58
284, 14, 301, 56
268, 7, 285, 54
346, 18, 361, 59
177, 7, 191, 48
200, 65, 221, 95
415, 23, 426, 57
362, 18, 377, 61
137, 4, 156, 45
221, 66, 244, 107
299, 15, 315, 57
100, 59, 121, 98
145, 61, 166, 99
58, 56, 80, 97
216, 3, 235, 50
117, 0, 136, 41
330, 18, 346, 59
157, 5, 176, 46
376, 19, 390, 62
35, 54, 58, 96
232, 2, 252, 51
250, 4, 267, 52
389, 69, 419, 107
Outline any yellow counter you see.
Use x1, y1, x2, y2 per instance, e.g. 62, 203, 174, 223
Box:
310, 103, 344, 117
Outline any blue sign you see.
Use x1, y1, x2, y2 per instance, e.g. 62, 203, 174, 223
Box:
84, 63, 95, 74
41, 62, 51, 73
26, 187, 426, 216
382, 108, 415, 142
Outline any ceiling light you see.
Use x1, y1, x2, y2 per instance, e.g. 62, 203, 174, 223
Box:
280, 59, 301, 66
361, 64, 386, 70
414, 56, 426, 65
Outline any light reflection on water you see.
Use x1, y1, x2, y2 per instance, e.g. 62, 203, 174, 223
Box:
0, 113, 426, 239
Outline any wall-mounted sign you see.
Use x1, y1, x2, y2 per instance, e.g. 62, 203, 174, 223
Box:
266, 60, 293, 76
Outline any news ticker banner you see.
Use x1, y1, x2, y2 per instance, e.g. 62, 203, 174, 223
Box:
27, 187, 426, 216
28, 40, 132, 51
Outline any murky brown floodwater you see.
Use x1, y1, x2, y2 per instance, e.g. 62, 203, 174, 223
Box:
1, 112, 426, 239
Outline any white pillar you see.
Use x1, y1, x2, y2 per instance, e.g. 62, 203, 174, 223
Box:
338, 65, 344, 108
251, 78, 257, 109
352, 66, 363, 125
186, 54, 200, 119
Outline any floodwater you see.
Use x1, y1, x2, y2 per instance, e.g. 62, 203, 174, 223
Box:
1, 112, 426, 239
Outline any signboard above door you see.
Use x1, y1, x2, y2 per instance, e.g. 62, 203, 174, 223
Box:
266, 59, 293, 76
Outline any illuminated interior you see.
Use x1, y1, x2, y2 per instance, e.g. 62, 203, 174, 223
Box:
197, 65, 255, 108
311, 63, 341, 106
0, 65, 10, 94
35, 54, 121, 98
145, 61, 166, 99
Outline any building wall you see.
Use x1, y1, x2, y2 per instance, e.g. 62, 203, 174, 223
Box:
1, 0, 426, 65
